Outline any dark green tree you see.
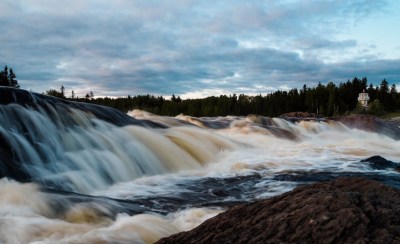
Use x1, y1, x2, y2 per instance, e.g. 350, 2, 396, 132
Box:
8, 68, 19, 88
66, 76, 398, 117
0, 66, 9, 86
0, 66, 20, 88
60, 85, 65, 98
45, 89, 64, 98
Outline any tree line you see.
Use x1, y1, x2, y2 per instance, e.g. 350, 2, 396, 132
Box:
1, 66, 398, 117
71, 77, 399, 117
0, 66, 20, 88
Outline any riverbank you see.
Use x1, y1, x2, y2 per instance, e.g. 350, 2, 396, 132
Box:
157, 177, 400, 243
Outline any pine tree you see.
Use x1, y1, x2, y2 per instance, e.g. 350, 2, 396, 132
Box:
0, 66, 20, 88
8, 68, 19, 88
60, 85, 65, 98
0, 66, 10, 86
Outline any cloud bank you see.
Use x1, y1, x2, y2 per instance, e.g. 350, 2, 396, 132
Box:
0, 0, 399, 97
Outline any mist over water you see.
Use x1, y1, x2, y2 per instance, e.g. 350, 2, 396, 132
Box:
1, 97, 400, 243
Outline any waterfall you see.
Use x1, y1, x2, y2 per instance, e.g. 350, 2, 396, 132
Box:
0, 88, 237, 193
1, 88, 400, 243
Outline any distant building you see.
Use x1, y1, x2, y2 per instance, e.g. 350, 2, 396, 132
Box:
358, 90, 370, 107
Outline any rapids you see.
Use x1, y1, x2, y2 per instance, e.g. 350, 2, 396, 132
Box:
0, 88, 399, 243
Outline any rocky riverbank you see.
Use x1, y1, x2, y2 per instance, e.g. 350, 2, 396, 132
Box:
157, 177, 400, 243
280, 112, 400, 140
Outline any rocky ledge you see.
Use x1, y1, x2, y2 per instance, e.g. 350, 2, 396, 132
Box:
280, 113, 400, 140
330, 114, 400, 140
157, 177, 400, 243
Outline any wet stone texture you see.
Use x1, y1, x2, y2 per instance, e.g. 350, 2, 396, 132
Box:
157, 177, 400, 244
331, 114, 400, 140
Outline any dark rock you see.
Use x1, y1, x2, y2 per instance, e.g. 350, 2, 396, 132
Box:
279, 112, 324, 123
331, 114, 400, 140
273, 170, 400, 189
0, 87, 165, 128
157, 177, 400, 243
280, 112, 322, 119
387, 117, 400, 127
360, 155, 400, 171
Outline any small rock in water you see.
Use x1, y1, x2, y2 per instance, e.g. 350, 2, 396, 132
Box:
360, 155, 400, 171
156, 177, 400, 243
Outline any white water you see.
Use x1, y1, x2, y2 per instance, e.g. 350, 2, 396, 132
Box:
1, 103, 400, 243
0, 105, 237, 193
0, 179, 223, 244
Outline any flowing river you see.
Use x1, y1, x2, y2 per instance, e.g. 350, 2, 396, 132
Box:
1, 89, 399, 243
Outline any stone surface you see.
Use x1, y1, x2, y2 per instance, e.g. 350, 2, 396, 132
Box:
0, 87, 164, 128
331, 114, 400, 140
280, 111, 322, 118
360, 155, 400, 171
157, 177, 400, 244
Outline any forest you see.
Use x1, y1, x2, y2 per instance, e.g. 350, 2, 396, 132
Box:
73, 77, 399, 117
1, 65, 398, 117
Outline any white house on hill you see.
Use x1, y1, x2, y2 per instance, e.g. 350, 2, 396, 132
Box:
358, 90, 370, 107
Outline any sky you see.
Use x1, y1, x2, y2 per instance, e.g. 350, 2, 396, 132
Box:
0, 0, 399, 98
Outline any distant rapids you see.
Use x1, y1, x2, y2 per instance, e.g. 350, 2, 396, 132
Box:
0, 88, 399, 243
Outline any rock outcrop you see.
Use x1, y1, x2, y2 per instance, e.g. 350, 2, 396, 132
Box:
280, 111, 322, 119
0, 87, 164, 181
360, 155, 400, 171
279, 112, 323, 123
157, 177, 400, 243
331, 114, 400, 140
0, 87, 163, 128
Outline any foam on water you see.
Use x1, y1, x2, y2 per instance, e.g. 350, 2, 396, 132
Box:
1, 105, 238, 193
0, 179, 223, 244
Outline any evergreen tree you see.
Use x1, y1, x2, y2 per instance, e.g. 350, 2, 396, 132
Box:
380, 79, 389, 93
45, 89, 64, 98
61, 76, 398, 117
60, 85, 65, 98
0, 66, 20, 88
0, 66, 10, 86
8, 68, 19, 88
390, 84, 397, 94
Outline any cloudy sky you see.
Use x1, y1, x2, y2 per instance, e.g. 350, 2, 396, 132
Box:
1, 0, 399, 98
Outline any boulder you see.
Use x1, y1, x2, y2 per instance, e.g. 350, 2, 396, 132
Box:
157, 177, 400, 243
360, 155, 400, 171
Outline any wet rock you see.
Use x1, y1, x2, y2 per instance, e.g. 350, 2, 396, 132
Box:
157, 177, 400, 243
331, 114, 400, 140
360, 155, 400, 171
0, 87, 164, 128
279, 112, 323, 123
387, 117, 400, 127
280, 112, 322, 119
0, 87, 165, 181
273, 170, 400, 189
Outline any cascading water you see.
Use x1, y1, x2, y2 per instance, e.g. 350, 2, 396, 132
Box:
1, 88, 400, 243
0, 97, 238, 193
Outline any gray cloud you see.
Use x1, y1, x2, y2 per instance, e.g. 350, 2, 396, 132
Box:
0, 0, 398, 98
